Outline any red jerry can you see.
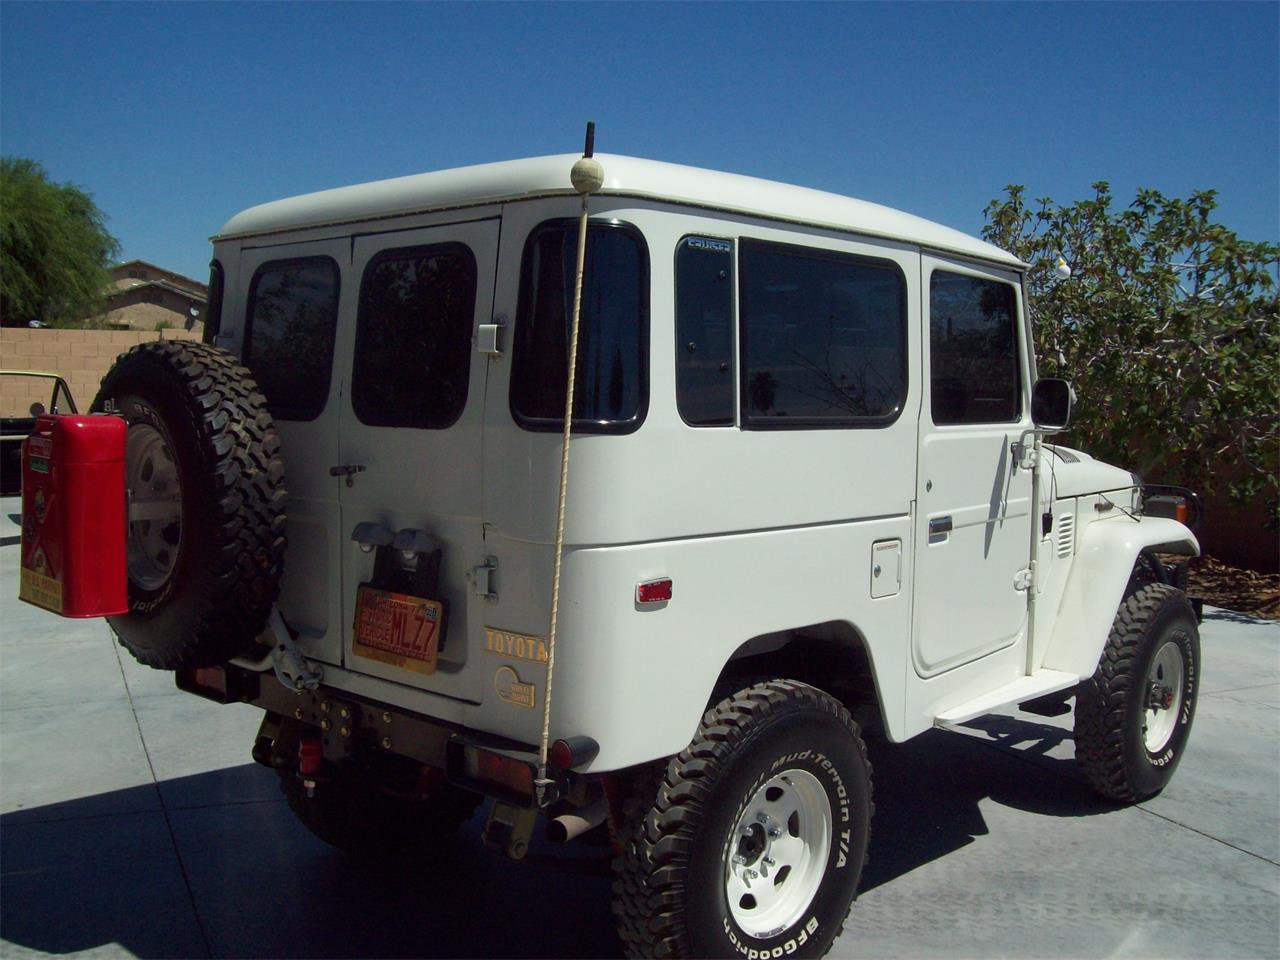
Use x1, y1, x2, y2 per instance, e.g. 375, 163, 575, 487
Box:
19, 414, 129, 617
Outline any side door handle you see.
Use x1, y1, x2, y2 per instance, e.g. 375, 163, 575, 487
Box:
929, 515, 953, 536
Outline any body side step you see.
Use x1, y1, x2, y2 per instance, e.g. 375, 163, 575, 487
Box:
933, 669, 1079, 727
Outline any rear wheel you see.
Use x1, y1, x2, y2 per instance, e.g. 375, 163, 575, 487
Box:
612, 679, 872, 959
1074, 582, 1200, 801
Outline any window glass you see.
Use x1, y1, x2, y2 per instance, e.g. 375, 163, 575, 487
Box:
352, 244, 477, 429
739, 240, 906, 427
510, 220, 648, 432
675, 237, 734, 426
202, 260, 224, 343
929, 272, 1020, 424
244, 257, 339, 421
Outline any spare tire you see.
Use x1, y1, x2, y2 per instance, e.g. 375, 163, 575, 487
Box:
93, 340, 286, 668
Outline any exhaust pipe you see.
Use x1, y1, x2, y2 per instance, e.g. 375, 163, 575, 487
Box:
546, 797, 608, 843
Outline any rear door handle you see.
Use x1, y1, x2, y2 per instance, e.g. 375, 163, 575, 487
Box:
329, 464, 366, 487
929, 516, 953, 536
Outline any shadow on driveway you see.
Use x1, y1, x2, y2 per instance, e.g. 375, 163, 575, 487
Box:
1, 717, 1119, 959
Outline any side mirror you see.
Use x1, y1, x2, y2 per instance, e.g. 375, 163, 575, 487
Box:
1031, 378, 1073, 431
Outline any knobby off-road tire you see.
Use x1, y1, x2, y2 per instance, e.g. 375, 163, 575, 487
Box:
93, 340, 286, 668
1074, 582, 1200, 802
278, 767, 482, 861
612, 680, 872, 959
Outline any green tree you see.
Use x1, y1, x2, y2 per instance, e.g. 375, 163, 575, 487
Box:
1, 157, 120, 327
984, 183, 1279, 517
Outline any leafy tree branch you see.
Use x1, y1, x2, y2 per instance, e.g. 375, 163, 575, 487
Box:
984, 182, 1278, 521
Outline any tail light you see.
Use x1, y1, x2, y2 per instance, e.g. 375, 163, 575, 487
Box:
550, 735, 601, 771
175, 664, 256, 704
446, 738, 536, 804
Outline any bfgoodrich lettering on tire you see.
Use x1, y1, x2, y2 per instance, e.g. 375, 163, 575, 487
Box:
1074, 582, 1200, 802
93, 340, 286, 668
612, 679, 872, 959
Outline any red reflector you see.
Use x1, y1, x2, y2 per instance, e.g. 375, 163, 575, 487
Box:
192, 666, 227, 697
636, 578, 673, 604
298, 737, 323, 776
464, 747, 534, 796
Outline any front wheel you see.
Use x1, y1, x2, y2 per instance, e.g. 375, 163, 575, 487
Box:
612, 679, 872, 959
1074, 582, 1200, 802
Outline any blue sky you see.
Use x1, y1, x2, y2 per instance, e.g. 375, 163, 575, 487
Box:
2, 1, 1276, 283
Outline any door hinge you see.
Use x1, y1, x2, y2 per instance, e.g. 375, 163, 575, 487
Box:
476, 314, 507, 358
1014, 566, 1034, 591
470, 557, 498, 600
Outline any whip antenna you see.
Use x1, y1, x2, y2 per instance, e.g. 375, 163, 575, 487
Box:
537, 123, 604, 800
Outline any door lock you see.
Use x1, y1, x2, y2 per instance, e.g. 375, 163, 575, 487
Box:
329, 464, 366, 488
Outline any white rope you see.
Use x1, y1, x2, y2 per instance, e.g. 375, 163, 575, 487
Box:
538, 188, 592, 773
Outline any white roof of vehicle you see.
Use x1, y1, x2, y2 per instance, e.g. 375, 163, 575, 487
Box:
216, 154, 1022, 268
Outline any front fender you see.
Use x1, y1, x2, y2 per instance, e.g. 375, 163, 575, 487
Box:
1042, 515, 1199, 678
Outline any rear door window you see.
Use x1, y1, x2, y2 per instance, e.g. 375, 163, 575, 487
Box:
352, 243, 477, 429
244, 256, 340, 421
202, 259, 224, 343
510, 220, 649, 433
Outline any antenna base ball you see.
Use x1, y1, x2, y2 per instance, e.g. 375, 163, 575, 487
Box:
570, 157, 604, 195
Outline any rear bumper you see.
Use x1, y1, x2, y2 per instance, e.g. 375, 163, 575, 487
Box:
180, 661, 547, 804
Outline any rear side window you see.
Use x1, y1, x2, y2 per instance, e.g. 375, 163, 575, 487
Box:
352, 243, 477, 429
675, 237, 735, 426
244, 257, 340, 421
739, 240, 907, 428
510, 220, 649, 433
929, 272, 1020, 425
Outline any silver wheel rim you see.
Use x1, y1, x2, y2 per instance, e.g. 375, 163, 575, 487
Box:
725, 768, 832, 939
125, 423, 183, 591
1143, 640, 1185, 753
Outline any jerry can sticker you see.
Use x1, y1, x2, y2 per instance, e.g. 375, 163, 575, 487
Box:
19, 548, 63, 614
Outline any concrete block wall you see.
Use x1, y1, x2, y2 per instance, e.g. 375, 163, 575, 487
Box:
0, 328, 201, 417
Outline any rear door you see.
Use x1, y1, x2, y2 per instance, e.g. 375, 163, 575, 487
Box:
337, 218, 499, 702
912, 255, 1033, 676
238, 240, 349, 666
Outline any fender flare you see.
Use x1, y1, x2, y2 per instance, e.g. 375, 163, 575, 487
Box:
1042, 516, 1198, 678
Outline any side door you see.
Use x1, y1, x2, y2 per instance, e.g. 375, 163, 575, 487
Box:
238, 240, 349, 666
336, 218, 499, 701
913, 255, 1033, 676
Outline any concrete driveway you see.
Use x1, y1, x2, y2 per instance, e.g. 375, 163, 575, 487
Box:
1, 496, 1276, 958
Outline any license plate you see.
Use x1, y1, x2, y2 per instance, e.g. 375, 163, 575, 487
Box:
352, 585, 443, 676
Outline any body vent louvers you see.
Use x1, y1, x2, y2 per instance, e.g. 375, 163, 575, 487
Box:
1056, 512, 1076, 558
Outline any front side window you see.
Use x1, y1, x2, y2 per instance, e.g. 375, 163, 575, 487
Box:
929, 272, 1020, 425
675, 236, 735, 426
352, 243, 477, 429
510, 220, 649, 432
244, 256, 340, 421
739, 240, 907, 428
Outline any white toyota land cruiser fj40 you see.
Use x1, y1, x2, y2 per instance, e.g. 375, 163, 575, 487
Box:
89, 148, 1202, 959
